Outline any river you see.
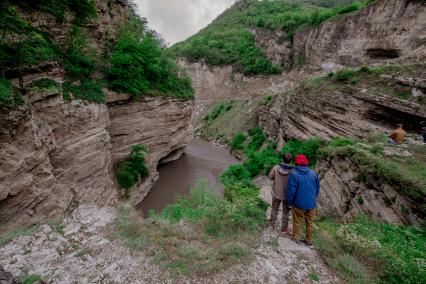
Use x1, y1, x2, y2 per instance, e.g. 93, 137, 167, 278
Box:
137, 139, 239, 216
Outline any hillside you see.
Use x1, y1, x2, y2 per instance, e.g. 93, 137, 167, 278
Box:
169, 0, 373, 75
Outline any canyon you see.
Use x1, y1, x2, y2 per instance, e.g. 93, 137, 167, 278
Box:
0, 0, 425, 282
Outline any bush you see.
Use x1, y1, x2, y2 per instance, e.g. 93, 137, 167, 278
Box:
280, 138, 323, 167
230, 132, 247, 150
246, 127, 266, 152
220, 164, 252, 187
204, 101, 234, 122
335, 69, 356, 82
63, 80, 105, 103
329, 136, 356, 148
114, 145, 150, 198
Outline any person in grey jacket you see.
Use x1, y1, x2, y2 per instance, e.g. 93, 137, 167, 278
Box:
268, 153, 294, 234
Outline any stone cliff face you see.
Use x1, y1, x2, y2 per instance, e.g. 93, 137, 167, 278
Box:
293, 0, 426, 71
180, 59, 298, 126
317, 156, 421, 225
107, 94, 193, 205
0, 90, 193, 232
0, 0, 194, 232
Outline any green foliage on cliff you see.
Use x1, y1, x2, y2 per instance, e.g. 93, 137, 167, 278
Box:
0, 0, 194, 108
170, 0, 372, 73
114, 145, 150, 198
203, 101, 235, 123
107, 14, 194, 99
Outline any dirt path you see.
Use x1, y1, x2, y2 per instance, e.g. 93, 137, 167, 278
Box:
0, 180, 338, 283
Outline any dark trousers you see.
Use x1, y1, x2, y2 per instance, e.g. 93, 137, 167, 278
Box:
423, 133, 426, 143
270, 197, 290, 229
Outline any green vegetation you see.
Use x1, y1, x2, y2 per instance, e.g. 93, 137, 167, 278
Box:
12, 0, 97, 24
170, 0, 372, 73
114, 145, 150, 198
0, 225, 39, 246
0, 0, 194, 109
107, 14, 194, 100
315, 216, 426, 283
230, 132, 247, 150
0, 77, 24, 110
19, 274, 43, 284
198, 99, 262, 141
301, 64, 426, 105
203, 101, 235, 123
320, 140, 426, 216
116, 180, 265, 275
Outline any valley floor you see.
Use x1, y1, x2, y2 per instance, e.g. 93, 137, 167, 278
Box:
0, 180, 338, 284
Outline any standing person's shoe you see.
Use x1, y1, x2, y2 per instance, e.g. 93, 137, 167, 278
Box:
301, 239, 314, 249
280, 227, 291, 236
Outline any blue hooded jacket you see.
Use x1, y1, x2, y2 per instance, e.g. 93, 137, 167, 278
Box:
286, 166, 320, 210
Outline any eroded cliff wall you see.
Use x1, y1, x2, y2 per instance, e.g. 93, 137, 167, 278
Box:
0, 88, 193, 232
0, 0, 194, 232
293, 0, 426, 71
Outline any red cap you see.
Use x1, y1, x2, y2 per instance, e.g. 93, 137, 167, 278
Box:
295, 154, 309, 166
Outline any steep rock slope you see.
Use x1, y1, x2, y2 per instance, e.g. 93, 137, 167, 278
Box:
259, 65, 426, 142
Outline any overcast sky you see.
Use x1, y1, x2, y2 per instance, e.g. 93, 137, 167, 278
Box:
133, 0, 235, 46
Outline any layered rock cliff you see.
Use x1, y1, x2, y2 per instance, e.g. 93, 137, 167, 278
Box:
293, 0, 426, 71
0, 89, 193, 232
0, 0, 194, 232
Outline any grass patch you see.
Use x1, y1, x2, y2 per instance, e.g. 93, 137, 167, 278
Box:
19, 274, 43, 284
116, 180, 264, 276
0, 225, 39, 246
203, 101, 235, 123
47, 220, 65, 235
28, 78, 60, 93
114, 145, 150, 198
316, 216, 426, 283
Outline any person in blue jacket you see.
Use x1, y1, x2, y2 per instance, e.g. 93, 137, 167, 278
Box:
286, 154, 320, 248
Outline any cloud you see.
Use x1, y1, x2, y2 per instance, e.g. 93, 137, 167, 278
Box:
133, 0, 235, 45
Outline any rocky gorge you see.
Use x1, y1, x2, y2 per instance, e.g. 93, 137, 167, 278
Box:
1, 0, 426, 283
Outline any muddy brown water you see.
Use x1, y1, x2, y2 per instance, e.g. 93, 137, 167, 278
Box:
137, 139, 239, 217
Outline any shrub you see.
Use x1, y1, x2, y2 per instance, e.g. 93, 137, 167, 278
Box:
280, 138, 323, 167
220, 164, 252, 187
114, 145, 150, 198
0, 78, 15, 109
246, 127, 266, 152
63, 80, 105, 103
230, 132, 247, 150
204, 101, 234, 122
335, 69, 356, 82
329, 136, 356, 148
